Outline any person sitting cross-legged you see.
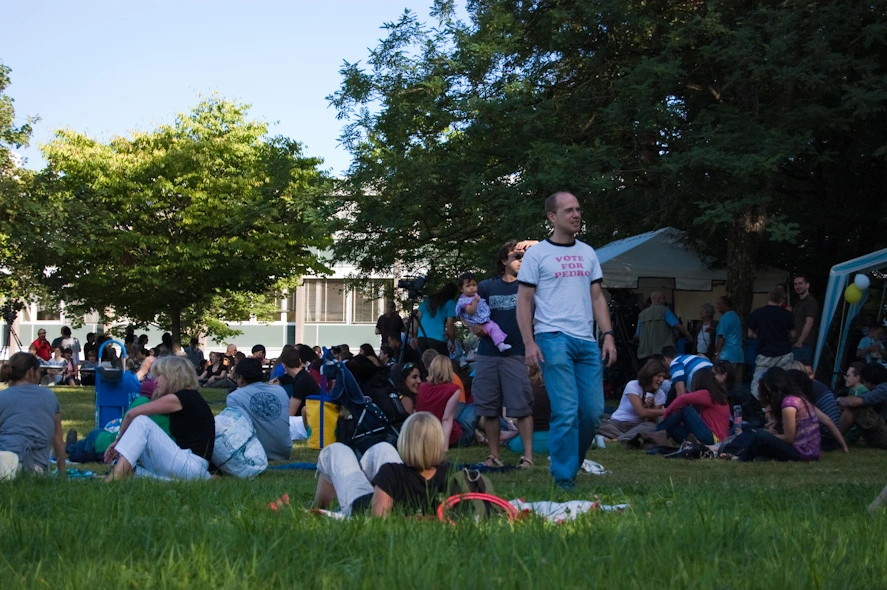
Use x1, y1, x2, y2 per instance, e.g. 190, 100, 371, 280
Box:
104, 356, 215, 480
725, 367, 846, 462
837, 362, 887, 449
597, 359, 668, 441
227, 357, 291, 461
657, 368, 730, 445
313, 412, 455, 517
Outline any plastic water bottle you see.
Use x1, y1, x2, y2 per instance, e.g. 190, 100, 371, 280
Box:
733, 405, 743, 435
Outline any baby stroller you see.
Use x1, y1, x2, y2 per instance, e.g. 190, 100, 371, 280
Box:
94, 339, 141, 429
322, 351, 400, 455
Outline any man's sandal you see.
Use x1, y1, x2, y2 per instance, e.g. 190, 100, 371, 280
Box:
517, 456, 534, 469
483, 455, 504, 468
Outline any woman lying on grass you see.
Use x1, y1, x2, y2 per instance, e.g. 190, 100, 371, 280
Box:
0, 352, 66, 478
104, 356, 215, 480
314, 412, 454, 517
724, 367, 847, 461
657, 368, 730, 445
596, 359, 668, 441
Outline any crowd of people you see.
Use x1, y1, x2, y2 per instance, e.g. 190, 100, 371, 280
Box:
1, 191, 885, 516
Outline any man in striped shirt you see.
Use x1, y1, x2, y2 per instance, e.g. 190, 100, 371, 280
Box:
662, 346, 713, 405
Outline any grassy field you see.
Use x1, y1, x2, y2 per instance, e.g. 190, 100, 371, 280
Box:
1, 386, 886, 589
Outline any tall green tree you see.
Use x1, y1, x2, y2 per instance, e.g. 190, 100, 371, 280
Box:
39, 96, 332, 342
331, 0, 887, 316
0, 60, 44, 305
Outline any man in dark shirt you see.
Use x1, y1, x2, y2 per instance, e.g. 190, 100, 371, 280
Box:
82, 332, 98, 360
388, 333, 421, 367
473, 239, 537, 467
375, 302, 405, 348
791, 274, 820, 363
747, 285, 796, 399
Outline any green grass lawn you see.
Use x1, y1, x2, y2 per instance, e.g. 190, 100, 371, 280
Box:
2, 386, 886, 588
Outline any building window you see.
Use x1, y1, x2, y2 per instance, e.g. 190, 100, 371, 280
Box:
36, 306, 61, 321
352, 280, 389, 324
304, 279, 346, 323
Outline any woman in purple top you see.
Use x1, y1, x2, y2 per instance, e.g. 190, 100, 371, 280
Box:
731, 367, 846, 461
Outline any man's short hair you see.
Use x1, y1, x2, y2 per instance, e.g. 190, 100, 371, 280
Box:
718, 295, 733, 307
860, 362, 887, 386
769, 285, 786, 302
544, 191, 569, 214
251, 344, 266, 355
793, 274, 810, 284
190, 337, 199, 346
234, 357, 265, 384
421, 348, 439, 369
61, 326, 72, 337
660, 345, 678, 360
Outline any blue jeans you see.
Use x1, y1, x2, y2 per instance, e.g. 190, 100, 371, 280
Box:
656, 406, 715, 444
455, 402, 478, 448
535, 332, 604, 484
792, 345, 814, 363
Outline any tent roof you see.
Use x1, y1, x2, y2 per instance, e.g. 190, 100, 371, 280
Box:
814, 247, 887, 371
596, 227, 785, 291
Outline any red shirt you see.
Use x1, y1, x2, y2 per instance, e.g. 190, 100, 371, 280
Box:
663, 389, 731, 441
416, 382, 462, 447
31, 338, 51, 361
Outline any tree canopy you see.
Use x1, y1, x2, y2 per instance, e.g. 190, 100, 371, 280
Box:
330, 0, 887, 315
0, 60, 43, 304
38, 96, 332, 342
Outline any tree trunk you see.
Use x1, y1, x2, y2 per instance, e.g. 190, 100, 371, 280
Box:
170, 307, 182, 349
726, 202, 767, 323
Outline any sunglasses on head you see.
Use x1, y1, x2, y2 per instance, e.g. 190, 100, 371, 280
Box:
401, 362, 417, 374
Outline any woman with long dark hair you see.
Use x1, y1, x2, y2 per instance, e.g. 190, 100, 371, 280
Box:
414, 282, 458, 355
392, 362, 421, 414
0, 353, 66, 477
725, 367, 846, 461
657, 368, 730, 444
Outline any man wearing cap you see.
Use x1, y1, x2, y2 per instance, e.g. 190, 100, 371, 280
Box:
31, 330, 51, 361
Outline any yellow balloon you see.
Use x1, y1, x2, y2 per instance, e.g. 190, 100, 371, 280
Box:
844, 284, 863, 304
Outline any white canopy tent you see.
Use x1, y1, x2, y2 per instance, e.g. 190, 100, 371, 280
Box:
595, 228, 787, 320
813, 248, 887, 381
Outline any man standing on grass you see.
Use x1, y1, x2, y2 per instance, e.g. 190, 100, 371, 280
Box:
472, 239, 538, 469
791, 275, 819, 363
31, 329, 51, 362
517, 191, 617, 489
747, 285, 795, 398
634, 291, 691, 362
713, 295, 744, 383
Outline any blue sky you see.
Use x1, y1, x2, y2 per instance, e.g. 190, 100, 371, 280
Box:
2, 0, 450, 176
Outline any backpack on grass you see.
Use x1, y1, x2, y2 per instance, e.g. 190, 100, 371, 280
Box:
211, 407, 268, 478
436, 468, 518, 523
